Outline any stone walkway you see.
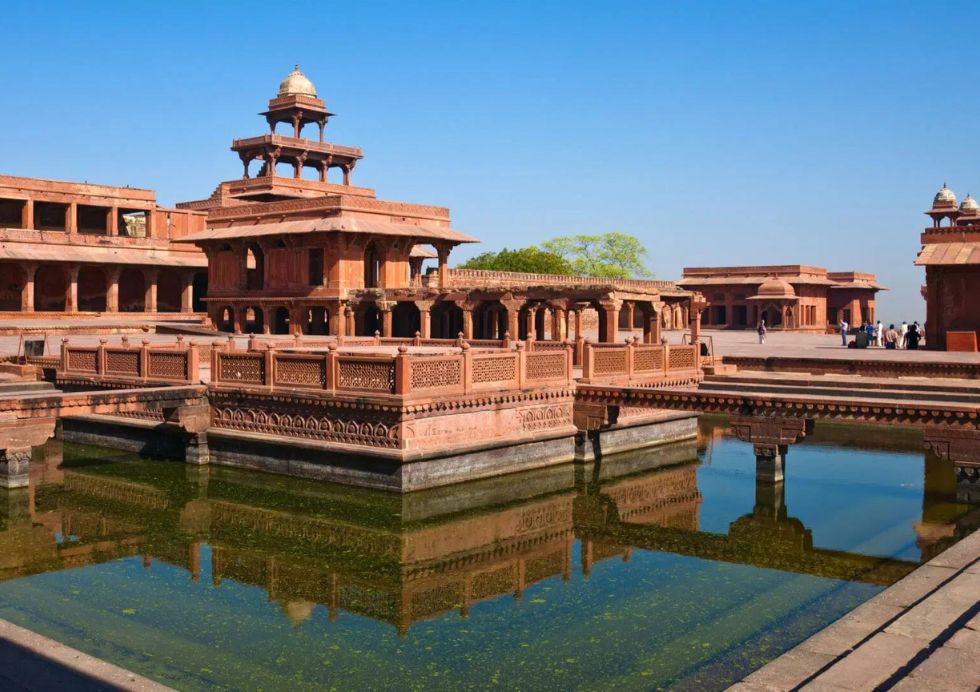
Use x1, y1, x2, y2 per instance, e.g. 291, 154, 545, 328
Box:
732, 528, 980, 691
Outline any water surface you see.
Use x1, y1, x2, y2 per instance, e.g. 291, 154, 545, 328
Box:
0, 417, 973, 690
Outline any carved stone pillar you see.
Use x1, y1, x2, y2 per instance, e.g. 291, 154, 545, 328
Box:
20, 263, 37, 312
181, 272, 194, 313
599, 300, 621, 343
500, 299, 523, 340
379, 301, 394, 337
106, 267, 120, 313
437, 246, 451, 289
625, 302, 635, 333
461, 305, 474, 340
526, 306, 538, 340
0, 449, 31, 489
66, 264, 79, 313
66, 202, 77, 233
108, 206, 119, 236
145, 269, 158, 313
755, 444, 787, 483
345, 305, 355, 337
416, 300, 434, 338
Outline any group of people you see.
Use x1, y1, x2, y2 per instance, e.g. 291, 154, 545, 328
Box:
838, 319, 922, 350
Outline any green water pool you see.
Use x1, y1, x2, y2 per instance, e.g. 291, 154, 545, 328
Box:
0, 417, 973, 690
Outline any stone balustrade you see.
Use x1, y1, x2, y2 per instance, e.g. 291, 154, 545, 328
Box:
440, 268, 678, 292
59, 338, 201, 385
210, 343, 572, 397
579, 341, 702, 386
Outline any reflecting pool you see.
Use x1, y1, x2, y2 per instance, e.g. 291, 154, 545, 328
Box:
0, 417, 975, 690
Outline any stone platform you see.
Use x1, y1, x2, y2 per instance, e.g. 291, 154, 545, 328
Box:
733, 527, 980, 691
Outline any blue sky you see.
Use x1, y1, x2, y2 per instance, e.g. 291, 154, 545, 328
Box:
3, 1, 978, 321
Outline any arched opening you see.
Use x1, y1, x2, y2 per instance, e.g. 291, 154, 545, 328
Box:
392, 302, 420, 338
360, 304, 382, 336
119, 268, 145, 312
0, 264, 24, 311
246, 306, 264, 333
34, 265, 66, 312
272, 307, 290, 334
430, 302, 462, 339
763, 305, 782, 328
247, 243, 265, 290
306, 306, 329, 335
216, 306, 234, 332
157, 270, 182, 313
77, 266, 106, 312
363, 241, 381, 289
474, 301, 507, 340
192, 271, 208, 312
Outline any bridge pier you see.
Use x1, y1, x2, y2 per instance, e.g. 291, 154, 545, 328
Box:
0, 416, 57, 489
755, 444, 787, 484
163, 403, 211, 465
923, 427, 980, 505
732, 415, 813, 487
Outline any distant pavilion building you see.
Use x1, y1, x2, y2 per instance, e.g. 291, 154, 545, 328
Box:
915, 184, 980, 349
677, 265, 883, 331
0, 175, 208, 315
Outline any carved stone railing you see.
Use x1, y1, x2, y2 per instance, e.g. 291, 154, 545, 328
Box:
579, 341, 701, 386
210, 342, 572, 398
441, 268, 678, 292
59, 339, 201, 385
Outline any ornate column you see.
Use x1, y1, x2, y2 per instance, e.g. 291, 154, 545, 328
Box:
379, 301, 394, 337
551, 304, 567, 341
180, 272, 194, 313
625, 302, 635, 333
342, 160, 356, 186
436, 245, 450, 289
345, 305, 355, 336
66, 264, 79, 313
106, 267, 120, 313
20, 263, 37, 312
526, 305, 538, 340
457, 301, 475, 340
599, 299, 621, 343
416, 300, 434, 338
690, 294, 705, 344
144, 269, 158, 312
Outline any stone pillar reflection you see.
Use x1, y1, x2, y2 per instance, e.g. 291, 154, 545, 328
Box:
755, 444, 787, 483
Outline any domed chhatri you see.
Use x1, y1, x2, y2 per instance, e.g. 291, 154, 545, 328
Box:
756, 276, 796, 297
934, 182, 957, 206
961, 193, 979, 213
278, 65, 317, 98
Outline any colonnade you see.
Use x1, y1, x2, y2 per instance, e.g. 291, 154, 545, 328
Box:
1, 262, 205, 314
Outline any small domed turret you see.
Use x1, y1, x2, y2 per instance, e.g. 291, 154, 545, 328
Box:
278, 65, 317, 98
961, 193, 979, 213
934, 183, 957, 207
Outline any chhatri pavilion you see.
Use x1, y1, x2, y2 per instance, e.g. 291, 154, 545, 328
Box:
176, 67, 692, 343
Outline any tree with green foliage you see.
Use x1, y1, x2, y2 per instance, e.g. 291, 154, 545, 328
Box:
459, 246, 574, 274
541, 232, 651, 279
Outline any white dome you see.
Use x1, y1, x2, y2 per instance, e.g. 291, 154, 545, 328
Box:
961, 193, 979, 212
934, 183, 957, 205
278, 65, 317, 98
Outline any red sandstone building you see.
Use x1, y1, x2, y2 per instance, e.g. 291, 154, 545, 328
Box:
0, 176, 208, 314
175, 67, 692, 342
677, 266, 883, 331
916, 184, 980, 350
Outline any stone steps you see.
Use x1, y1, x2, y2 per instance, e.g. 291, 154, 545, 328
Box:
0, 380, 56, 398
701, 374, 980, 405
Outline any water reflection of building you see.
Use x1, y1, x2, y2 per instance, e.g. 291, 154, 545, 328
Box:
0, 432, 973, 634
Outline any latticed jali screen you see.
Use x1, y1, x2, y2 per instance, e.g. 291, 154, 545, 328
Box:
337, 359, 395, 392
633, 347, 665, 372
668, 346, 697, 370
66, 349, 97, 373
274, 356, 327, 388
410, 358, 462, 390
525, 352, 567, 380
471, 354, 518, 385
104, 349, 141, 377
219, 354, 266, 384
593, 348, 629, 375
148, 352, 189, 381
